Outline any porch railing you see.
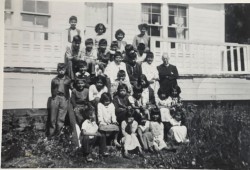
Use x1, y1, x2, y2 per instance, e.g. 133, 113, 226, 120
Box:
150, 37, 250, 75
4, 26, 64, 70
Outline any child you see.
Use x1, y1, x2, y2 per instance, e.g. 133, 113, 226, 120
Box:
49, 63, 72, 136
65, 35, 84, 80
137, 114, 154, 152
121, 109, 142, 158
82, 38, 97, 76
170, 85, 182, 107
113, 84, 131, 124
115, 29, 127, 54
89, 75, 108, 107
75, 60, 91, 86
66, 16, 81, 43
123, 44, 135, 63
136, 43, 147, 64
106, 41, 118, 62
71, 78, 92, 147
104, 51, 130, 84
126, 52, 142, 86
155, 89, 173, 140
141, 52, 159, 90
149, 108, 167, 152
133, 23, 150, 52
97, 93, 120, 147
110, 70, 132, 96
81, 112, 109, 162
167, 108, 188, 144
94, 23, 108, 47
96, 39, 109, 72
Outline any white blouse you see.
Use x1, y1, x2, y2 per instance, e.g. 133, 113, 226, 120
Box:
141, 62, 159, 81
88, 84, 108, 101
97, 103, 117, 125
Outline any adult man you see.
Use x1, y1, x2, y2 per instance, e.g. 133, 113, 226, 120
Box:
157, 53, 179, 94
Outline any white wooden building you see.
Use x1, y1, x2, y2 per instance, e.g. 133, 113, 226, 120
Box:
3, 1, 250, 109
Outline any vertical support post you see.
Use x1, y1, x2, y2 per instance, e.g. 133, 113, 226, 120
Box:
230, 46, 235, 72
236, 46, 241, 72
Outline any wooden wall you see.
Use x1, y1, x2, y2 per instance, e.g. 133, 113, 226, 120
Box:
3, 73, 250, 109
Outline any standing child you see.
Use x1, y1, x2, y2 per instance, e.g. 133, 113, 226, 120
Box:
113, 84, 131, 124
115, 29, 127, 54
97, 93, 120, 147
94, 23, 108, 47
155, 89, 173, 140
110, 70, 132, 96
121, 109, 142, 158
66, 16, 81, 43
49, 63, 72, 137
136, 43, 147, 64
81, 112, 109, 162
149, 108, 167, 152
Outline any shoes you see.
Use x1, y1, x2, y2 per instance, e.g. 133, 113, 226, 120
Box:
183, 139, 190, 143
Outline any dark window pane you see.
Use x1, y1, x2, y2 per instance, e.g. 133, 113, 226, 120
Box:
152, 14, 161, 24
23, 0, 35, 12
5, 0, 11, 9
178, 6, 187, 16
148, 14, 152, 24
22, 14, 35, 26
168, 27, 176, 38
169, 16, 175, 26
169, 5, 177, 15
152, 4, 160, 13
150, 26, 160, 36
36, 15, 49, 27
37, 1, 49, 13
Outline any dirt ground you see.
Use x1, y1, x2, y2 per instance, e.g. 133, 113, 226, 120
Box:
1, 101, 250, 169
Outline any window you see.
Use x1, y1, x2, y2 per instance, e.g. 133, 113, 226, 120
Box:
168, 5, 188, 39
4, 0, 13, 25
141, 3, 162, 36
21, 0, 50, 28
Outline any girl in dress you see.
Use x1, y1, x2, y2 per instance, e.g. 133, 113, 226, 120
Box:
97, 92, 120, 147
121, 109, 142, 158
115, 29, 127, 54
94, 23, 108, 47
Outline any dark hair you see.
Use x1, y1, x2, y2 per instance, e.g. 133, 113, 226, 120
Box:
95, 75, 107, 86
72, 35, 81, 43
95, 23, 106, 33
145, 51, 154, 61
137, 43, 145, 51
111, 41, 118, 48
75, 78, 87, 84
128, 52, 137, 60
115, 29, 125, 39
157, 88, 169, 99
138, 23, 148, 30
117, 83, 128, 93
125, 44, 134, 54
138, 74, 149, 88
133, 84, 143, 94
114, 51, 122, 59
171, 85, 181, 96
99, 39, 107, 46
69, 16, 77, 22
99, 92, 112, 104
117, 70, 126, 78
77, 60, 87, 68
57, 63, 66, 70
151, 108, 161, 123
126, 108, 135, 119
85, 38, 93, 46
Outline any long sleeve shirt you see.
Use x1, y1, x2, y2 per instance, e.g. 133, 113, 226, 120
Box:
97, 103, 117, 125
88, 85, 108, 101
51, 76, 71, 99
71, 88, 89, 107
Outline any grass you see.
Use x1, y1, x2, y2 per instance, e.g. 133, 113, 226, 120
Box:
1, 101, 250, 169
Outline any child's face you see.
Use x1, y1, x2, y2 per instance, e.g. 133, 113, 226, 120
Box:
119, 88, 127, 97
111, 46, 118, 51
99, 45, 107, 52
86, 44, 93, 51
103, 100, 110, 106
117, 33, 124, 41
57, 68, 66, 76
127, 117, 134, 124
114, 55, 122, 65
69, 19, 77, 29
134, 92, 142, 99
140, 79, 146, 87
97, 27, 104, 35
152, 114, 159, 121
160, 93, 167, 100
146, 57, 154, 64
89, 114, 95, 122
118, 76, 125, 81
72, 41, 81, 50
172, 89, 178, 97
79, 66, 87, 73
77, 81, 85, 90
140, 27, 147, 35
96, 80, 104, 89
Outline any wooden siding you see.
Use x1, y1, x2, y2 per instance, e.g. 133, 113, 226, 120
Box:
3, 73, 250, 109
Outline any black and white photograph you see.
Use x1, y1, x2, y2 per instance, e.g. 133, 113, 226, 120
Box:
1, 0, 250, 169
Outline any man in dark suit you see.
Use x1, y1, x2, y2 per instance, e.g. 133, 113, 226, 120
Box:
157, 53, 179, 94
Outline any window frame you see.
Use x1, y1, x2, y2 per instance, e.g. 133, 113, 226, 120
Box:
141, 3, 163, 37
4, 0, 14, 25
21, 0, 51, 28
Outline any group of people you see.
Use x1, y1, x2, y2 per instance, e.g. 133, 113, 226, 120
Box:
48, 16, 189, 162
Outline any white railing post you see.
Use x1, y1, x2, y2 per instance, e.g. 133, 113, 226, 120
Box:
230, 46, 235, 72
236, 46, 241, 72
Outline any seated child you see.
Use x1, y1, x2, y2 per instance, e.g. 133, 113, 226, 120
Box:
167, 108, 188, 144
81, 112, 109, 162
75, 60, 91, 86
115, 29, 127, 54
110, 70, 132, 96
97, 92, 120, 147
138, 74, 155, 107
96, 39, 109, 72
83, 38, 97, 76
89, 75, 108, 107
149, 108, 167, 152
106, 41, 118, 62
136, 43, 147, 64
155, 89, 173, 140
170, 85, 182, 107
137, 114, 154, 152
121, 109, 142, 158
113, 84, 131, 124
126, 52, 142, 86
49, 63, 72, 137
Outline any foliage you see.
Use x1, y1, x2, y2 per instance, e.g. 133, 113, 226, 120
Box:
1, 101, 250, 169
